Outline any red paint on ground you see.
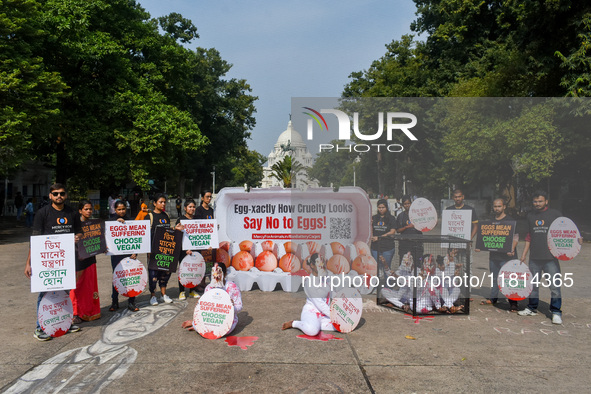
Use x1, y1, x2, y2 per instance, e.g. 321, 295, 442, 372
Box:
404, 313, 434, 324
201, 331, 220, 340
297, 332, 343, 341
225, 336, 259, 350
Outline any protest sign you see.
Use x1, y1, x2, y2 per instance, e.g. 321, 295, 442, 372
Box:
105, 220, 150, 255
441, 210, 472, 249
547, 217, 582, 261
149, 227, 182, 272
30, 233, 76, 292
38, 291, 73, 337
193, 288, 235, 339
498, 259, 533, 301
113, 257, 148, 297
408, 198, 438, 232
77, 219, 106, 260
330, 288, 363, 333
475, 220, 516, 253
215, 187, 371, 245
178, 253, 206, 288
181, 219, 219, 250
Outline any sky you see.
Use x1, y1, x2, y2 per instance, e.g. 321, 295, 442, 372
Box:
137, 0, 418, 157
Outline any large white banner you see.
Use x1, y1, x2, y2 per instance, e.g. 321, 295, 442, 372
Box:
30, 234, 76, 292
181, 219, 219, 250
105, 220, 151, 255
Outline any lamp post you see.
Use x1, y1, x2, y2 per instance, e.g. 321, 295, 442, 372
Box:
211, 166, 216, 195
353, 156, 361, 187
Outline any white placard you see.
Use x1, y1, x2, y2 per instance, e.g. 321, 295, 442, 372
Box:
38, 291, 73, 337
408, 198, 438, 232
193, 288, 235, 339
178, 253, 206, 288
441, 210, 472, 249
113, 258, 148, 297
547, 217, 582, 261
330, 288, 363, 333
30, 234, 76, 292
181, 219, 219, 250
498, 259, 533, 301
105, 220, 151, 255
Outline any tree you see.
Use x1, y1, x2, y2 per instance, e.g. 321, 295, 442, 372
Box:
0, 0, 66, 176
271, 155, 305, 188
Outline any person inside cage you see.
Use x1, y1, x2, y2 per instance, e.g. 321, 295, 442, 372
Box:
416, 254, 445, 313
438, 249, 464, 313
382, 251, 415, 311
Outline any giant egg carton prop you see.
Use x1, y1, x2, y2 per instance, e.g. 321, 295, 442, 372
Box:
215, 187, 373, 292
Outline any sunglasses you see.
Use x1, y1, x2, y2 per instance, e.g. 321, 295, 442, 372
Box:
51, 192, 66, 197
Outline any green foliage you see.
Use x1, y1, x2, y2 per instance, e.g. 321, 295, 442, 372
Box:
271, 155, 305, 188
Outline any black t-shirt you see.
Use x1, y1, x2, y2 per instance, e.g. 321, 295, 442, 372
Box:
195, 205, 214, 220
395, 211, 422, 236
33, 204, 81, 235
526, 207, 561, 261
489, 215, 518, 263
371, 213, 396, 252
149, 211, 171, 238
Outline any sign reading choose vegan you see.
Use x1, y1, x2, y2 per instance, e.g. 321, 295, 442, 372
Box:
105, 220, 151, 255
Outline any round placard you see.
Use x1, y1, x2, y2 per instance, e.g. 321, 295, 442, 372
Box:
193, 288, 235, 339
113, 257, 148, 298
330, 287, 363, 333
178, 253, 206, 288
547, 217, 582, 261
408, 198, 438, 232
38, 291, 73, 337
498, 259, 533, 301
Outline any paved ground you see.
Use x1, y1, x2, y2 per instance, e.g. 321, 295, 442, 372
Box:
1, 217, 590, 393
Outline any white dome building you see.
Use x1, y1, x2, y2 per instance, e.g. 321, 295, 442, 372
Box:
261, 120, 318, 190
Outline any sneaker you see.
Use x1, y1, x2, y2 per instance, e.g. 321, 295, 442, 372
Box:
161, 294, 173, 304
552, 314, 563, 325
68, 324, 81, 333
34, 329, 52, 341
178, 292, 186, 301
150, 296, 159, 306
189, 290, 200, 299
518, 308, 538, 316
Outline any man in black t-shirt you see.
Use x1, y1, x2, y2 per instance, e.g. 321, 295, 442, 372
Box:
477, 198, 519, 311
25, 184, 82, 341
446, 189, 478, 240
518, 191, 563, 324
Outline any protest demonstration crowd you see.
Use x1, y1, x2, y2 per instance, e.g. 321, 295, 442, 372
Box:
24, 181, 578, 342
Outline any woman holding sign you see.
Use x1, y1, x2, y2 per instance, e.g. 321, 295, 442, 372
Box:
109, 200, 139, 312
396, 196, 424, 264
70, 201, 102, 323
282, 253, 337, 336
176, 199, 200, 300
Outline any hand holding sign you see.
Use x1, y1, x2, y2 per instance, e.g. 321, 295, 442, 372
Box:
547, 217, 582, 261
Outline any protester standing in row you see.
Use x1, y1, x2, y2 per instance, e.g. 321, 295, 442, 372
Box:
70, 200, 101, 323
370, 199, 396, 274
148, 194, 174, 305
24, 184, 81, 341
193, 191, 214, 292
518, 191, 564, 324
109, 200, 139, 312
446, 189, 478, 240
477, 198, 519, 311
176, 199, 200, 300
395, 195, 423, 263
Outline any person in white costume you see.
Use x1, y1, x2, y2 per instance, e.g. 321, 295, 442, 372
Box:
282, 253, 336, 336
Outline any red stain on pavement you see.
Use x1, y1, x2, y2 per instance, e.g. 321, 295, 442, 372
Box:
225, 336, 259, 350
404, 314, 434, 324
297, 332, 343, 341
